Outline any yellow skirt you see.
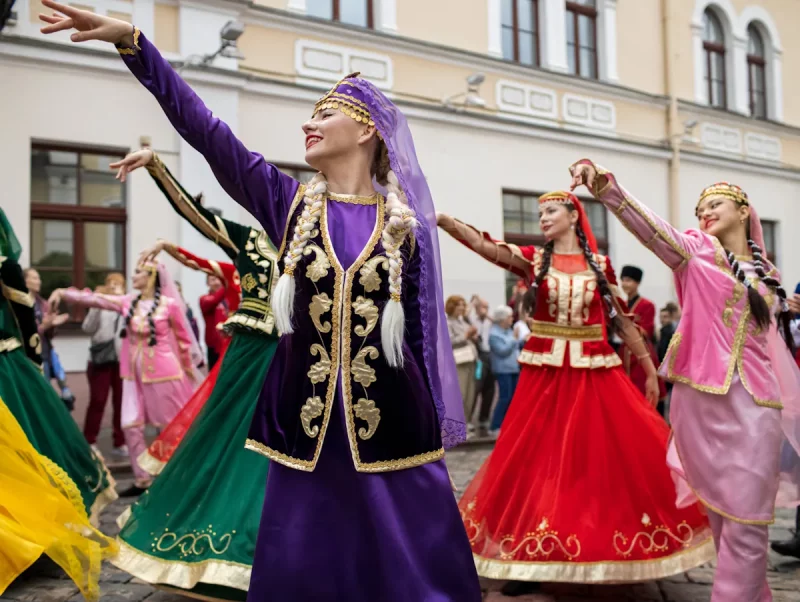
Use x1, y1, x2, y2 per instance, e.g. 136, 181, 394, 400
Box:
0, 396, 118, 601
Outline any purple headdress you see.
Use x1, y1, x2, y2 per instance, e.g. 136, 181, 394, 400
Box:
321, 74, 467, 448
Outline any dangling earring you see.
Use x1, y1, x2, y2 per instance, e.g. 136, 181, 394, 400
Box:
570, 224, 575, 230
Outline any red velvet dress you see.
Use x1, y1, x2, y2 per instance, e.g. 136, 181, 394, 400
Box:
458, 251, 714, 583
138, 246, 240, 476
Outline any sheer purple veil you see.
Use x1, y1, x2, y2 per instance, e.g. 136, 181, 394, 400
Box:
348, 78, 467, 448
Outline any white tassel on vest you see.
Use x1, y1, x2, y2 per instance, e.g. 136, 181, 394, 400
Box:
271, 272, 296, 335
381, 298, 405, 368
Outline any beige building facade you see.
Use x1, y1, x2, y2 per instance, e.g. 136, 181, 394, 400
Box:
1, 0, 798, 369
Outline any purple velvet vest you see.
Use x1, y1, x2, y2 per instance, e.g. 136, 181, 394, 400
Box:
246, 187, 444, 473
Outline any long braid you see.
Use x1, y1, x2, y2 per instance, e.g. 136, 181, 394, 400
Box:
749, 240, 794, 351
723, 247, 773, 332
271, 173, 328, 334
380, 169, 417, 368
521, 241, 554, 316
576, 226, 620, 330
119, 296, 139, 339
146, 285, 161, 347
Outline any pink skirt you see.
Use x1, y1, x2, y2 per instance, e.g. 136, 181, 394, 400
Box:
120, 358, 196, 430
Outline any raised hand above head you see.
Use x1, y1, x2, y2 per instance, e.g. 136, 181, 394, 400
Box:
38, 0, 133, 46
569, 162, 597, 193
110, 148, 155, 183
138, 240, 167, 265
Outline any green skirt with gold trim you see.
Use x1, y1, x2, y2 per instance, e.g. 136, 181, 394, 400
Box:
0, 347, 117, 523
112, 331, 276, 601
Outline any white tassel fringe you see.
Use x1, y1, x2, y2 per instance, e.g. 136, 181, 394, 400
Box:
381, 298, 405, 368
271, 272, 296, 335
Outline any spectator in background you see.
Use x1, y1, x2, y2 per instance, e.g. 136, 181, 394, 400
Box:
446, 295, 478, 434
199, 273, 228, 369
657, 304, 678, 365
488, 306, 519, 436
513, 308, 531, 344
175, 281, 200, 343
469, 296, 496, 438
24, 267, 74, 410
82, 272, 126, 456
508, 279, 528, 322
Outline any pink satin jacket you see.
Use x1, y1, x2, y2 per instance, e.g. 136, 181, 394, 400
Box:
580, 160, 782, 408
64, 289, 194, 383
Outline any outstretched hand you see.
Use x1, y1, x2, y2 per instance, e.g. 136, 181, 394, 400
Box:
139, 240, 166, 265
569, 163, 598, 194
39, 0, 133, 46
47, 289, 64, 313
110, 149, 154, 183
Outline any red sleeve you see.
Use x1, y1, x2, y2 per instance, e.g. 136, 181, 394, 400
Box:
199, 286, 226, 314
601, 255, 629, 313
172, 246, 236, 283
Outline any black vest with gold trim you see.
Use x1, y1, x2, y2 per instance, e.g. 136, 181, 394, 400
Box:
246, 186, 443, 473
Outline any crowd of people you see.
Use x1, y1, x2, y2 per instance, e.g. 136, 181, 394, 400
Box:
1, 3, 799, 601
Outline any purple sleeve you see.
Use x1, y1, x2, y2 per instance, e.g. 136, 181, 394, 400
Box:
117, 29, 299, 243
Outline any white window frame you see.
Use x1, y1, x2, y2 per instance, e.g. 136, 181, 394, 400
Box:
288, 0, 397, 33
738, 6, 783, 121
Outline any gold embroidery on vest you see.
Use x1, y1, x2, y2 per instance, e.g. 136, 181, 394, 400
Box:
304, 244, 331, 283
240, 273, 257, 293
353, 398, 380, 440
353, 296, 379, 337
352, 347, 379, 387
358, 255, 389, 293
546, 275, 558, 318
300, 396, 324, 438
310, 293, 333, 334
613, 516, 694, 558
307, 344, 331, 384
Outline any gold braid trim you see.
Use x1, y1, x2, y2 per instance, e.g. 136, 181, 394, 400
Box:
1, 283, 34, 307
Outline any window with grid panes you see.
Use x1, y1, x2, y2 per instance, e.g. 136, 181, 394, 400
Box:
306, 0, 374, 28
566, 0, 598, 79
501, 0, 540, 67
30, 144, 127, 322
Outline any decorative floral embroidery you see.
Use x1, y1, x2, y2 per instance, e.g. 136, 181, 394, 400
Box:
310, 293, 333, 334
304, 244, 331, 283
358, 255, 389, 293
353, 296, 379, 337
353, 398, 380, 440
613, 519, 693, 558
240, 273, 257, 293
154, 526, 234, 559
307, 344, 332, 384
498, 516, 582, 561
300, 396, 325, 438
352, 346, 379, 387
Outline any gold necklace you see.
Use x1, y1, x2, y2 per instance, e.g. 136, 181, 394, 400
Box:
327, 191, 380, 206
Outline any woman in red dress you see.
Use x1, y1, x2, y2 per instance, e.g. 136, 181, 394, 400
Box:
136, 241, 240, 475
437, 191, 714, 596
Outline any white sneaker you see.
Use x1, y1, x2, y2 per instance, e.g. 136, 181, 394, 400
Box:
112, 445, 129, 456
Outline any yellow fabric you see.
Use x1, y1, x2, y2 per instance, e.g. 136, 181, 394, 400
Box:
0, 396, 118, 600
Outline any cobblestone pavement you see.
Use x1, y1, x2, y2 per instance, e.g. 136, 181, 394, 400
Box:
3, 444, 800, 601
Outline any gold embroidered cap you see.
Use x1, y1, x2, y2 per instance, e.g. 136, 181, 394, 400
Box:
313, 72, 375, 127
538, 191, 577, 206
696, 182, 749, 210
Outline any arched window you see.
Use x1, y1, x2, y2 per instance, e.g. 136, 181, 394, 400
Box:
702, 9, 726, 109
747, 24, 767, 119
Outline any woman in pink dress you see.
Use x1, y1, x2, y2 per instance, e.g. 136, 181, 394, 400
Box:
49, 260, 202, 496
570, 159, 800, 602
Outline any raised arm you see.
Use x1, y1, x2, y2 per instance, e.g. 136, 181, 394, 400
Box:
143, 151, 244, 260
39, 2, 299, 241
159, 241, 237, 285
52, 288, 126, 314
437, 213, 532, 280
570, 159, 703, 272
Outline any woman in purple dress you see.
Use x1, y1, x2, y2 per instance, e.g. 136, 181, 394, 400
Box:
39, 3, 481, 601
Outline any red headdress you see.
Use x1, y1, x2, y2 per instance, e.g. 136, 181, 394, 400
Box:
538, 191, 598, 254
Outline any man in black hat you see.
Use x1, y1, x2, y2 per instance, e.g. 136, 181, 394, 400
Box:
619, 266, 665, 404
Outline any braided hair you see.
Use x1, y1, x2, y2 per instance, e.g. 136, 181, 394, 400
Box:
521, 203, 621, 331
723, 239, 793, 350
119, 271, 161, 347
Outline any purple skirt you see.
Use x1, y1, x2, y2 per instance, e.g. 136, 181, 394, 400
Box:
247, 396, 481, 602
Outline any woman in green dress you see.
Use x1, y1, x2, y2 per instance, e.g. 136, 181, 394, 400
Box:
109, 148, 280, 600
0, 208, 116, 523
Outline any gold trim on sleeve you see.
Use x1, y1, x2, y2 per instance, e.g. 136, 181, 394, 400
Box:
1, 283, 34, 307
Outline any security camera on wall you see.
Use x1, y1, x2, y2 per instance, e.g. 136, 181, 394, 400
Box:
0, 0, 17, 33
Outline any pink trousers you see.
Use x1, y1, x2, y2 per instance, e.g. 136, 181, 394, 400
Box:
708, 510, 772, 602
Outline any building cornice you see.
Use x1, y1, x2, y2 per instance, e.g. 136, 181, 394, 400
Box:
678, 99, 800, 139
